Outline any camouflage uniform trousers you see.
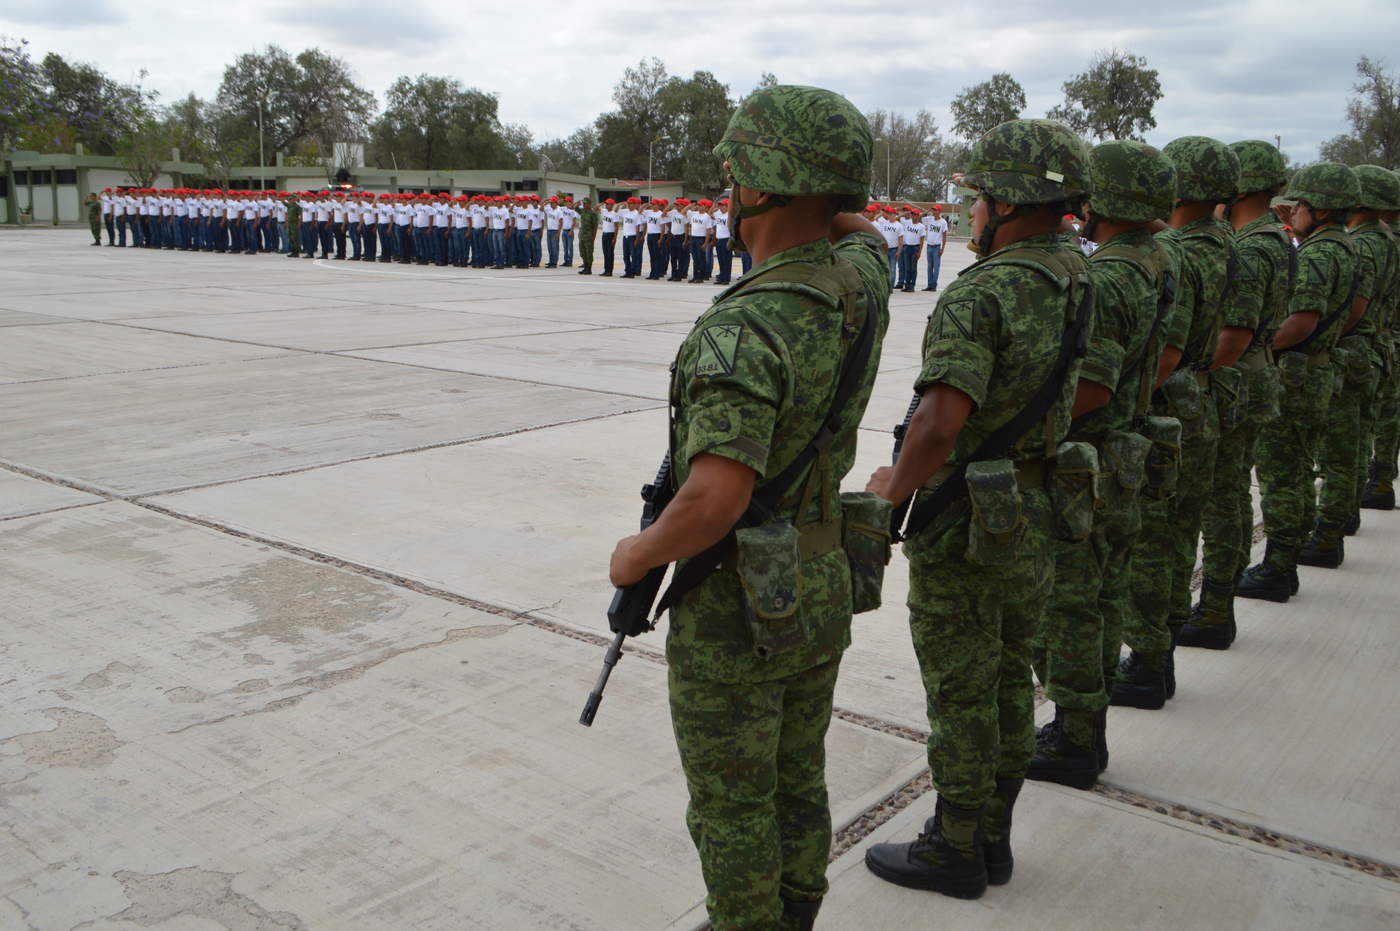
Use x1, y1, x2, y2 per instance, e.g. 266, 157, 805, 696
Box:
669, 658, 839, 931
1033, 477, 1141, 711
908, 490, 1053, 808
1127, 393, 1219, 650
1201, 402, 1265, 585
1316, 363, 1361, 528
1258, 363, 1334, 553
1354, 353, 1384, 508
1369, 350, 1400, 486
578, 227, 596, 268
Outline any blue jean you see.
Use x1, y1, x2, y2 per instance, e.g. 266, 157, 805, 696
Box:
377, 223, 393, 259
741, 251, 753, 275
474, 229, 488, 265
319, 222, 334, 257
672, 235, 690, 279
547, 230, 560, 265
489, 229, 505, 266
601, 232, 616, 274
899, 244, 920, 288
562, 230, 574, 264
397, 225, 411, 260
715, 239, 733, 283
887, 247, 899, 288
926, 244, 944, 290
348, 223, 361, 259
690, 239, 706, 279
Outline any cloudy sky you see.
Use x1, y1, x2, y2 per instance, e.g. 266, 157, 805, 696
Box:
4, 0, 1396, 165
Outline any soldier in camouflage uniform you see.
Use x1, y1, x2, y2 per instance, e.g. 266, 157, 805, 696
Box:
1179, 141, 1294, 648
1027, 140, 1175, 789
608, 85, 888, 931
86, 193, 102, 246
1112, 137, 1238, 707
862, 119, 1089, 899
285, 193, 302, 259
1320, 167, 1398, 545
1238, 163, 1361, 602
576, 198, 598, 275
1361, 168, 1400, 511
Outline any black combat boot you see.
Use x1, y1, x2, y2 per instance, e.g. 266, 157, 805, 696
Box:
864, 797, 987, 899
1177, 578, 1234, 650
1109, 650, 1167, 709
1094, 707, 1109, 773
1342, 512, 1360, 536
982, 778, 1023, 886
1361, 463, 1396, 510
1026, 706, 1099, 789
1237, 541, 1296, 602
779, 895, 822, 931
1298, 522, 1344, 568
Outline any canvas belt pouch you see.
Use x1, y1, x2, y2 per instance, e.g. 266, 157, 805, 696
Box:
1211, 365, 1248, 433
840, 492, 892, 615
1161, 368, 1204, 439
1339, 334, 1374, 390
965, 459, 1027, 566
1049, 441, 1099, 542
1099, 430, 1151, 528
1139, 415, 1182, 501
733, 520, 806, 659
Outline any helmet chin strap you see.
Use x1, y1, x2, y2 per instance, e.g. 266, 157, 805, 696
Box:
728, 180, 789, 254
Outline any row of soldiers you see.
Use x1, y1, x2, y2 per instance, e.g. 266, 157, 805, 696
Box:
601, 83, 1399, 930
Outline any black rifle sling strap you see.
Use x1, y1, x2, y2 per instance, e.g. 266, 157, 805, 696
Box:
653, 260, 877, 618
1067, 241, 1174, 435
1238, 222, 1296, 353
900, 255, 1093, 540
1288, 228, 1361, 356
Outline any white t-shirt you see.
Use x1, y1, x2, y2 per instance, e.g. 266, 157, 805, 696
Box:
544, 206, 561, 230
489, 206, 507, 230
668, 209, 686, 235
644, 209, 663, 234
600, 208, 618, 234
922, 216, 948, 246
394, 204, 412, 225
688, 211, 711, 236
470, 204, 487, 228
713, 211, 730, 239
452, 205, 469, 228
877, 217, 900, 248
621, 209, 641, 236
900, 217, 923, 246
561, 208, 577, 230
412, 204, 431, 228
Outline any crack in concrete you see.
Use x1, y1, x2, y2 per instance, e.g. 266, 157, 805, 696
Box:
73, 866, 306, 930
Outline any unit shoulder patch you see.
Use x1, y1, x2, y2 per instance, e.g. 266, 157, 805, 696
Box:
694, 323, 745, 377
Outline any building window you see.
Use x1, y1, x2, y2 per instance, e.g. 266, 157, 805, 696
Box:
56, 169, 77, 184
13, 170, 29, 186
505, 179, 539, 192
31, 170, 51, 185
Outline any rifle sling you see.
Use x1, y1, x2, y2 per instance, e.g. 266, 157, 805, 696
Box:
900, 269, 1092, 539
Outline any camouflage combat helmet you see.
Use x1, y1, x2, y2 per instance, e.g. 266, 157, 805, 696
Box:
1353, 165, 1400, 211
1229, 140, 1288, 195
1162, 136, 1240, 202
1284, 162, 1360, 210
1087, 139, 1176, 223
962, 119, 1089, 204
713, 84, 872, 212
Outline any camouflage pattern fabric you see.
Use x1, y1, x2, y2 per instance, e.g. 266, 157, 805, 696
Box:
666, 231, 888, 931
1256, 226, 1358, 557
1365, 223, 1400, 488
1035, 227, 1170, 712
1085, 140, 1175, 223
714, 85, 871, 212
903, 232, 1086, 807
1162, 136, 1240, 203
1231, 140, 1288, 196
286, 201, 301, 256
1285, 162, 1363, 211
578, 206, 598, 267
962, 119, 1090, 206
1352, 222, 1398, 512
86, 198, 101, 242
1200, 211, 1294, 584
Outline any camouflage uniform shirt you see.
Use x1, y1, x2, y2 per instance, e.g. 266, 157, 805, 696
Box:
666, 232, 889, 683
1231, 210, 1295, 354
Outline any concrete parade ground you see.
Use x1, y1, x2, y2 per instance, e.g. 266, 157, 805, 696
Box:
2, 227, 1398, 930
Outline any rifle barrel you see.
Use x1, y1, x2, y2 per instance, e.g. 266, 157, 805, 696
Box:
578, 629, 628, 727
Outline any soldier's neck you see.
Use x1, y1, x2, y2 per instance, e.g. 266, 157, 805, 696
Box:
1228, 195, 1273, 231
1169, 202, 1215, 229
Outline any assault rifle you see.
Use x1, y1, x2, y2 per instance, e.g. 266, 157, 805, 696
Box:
888, 394, 921, 541
579, 453, 674, 727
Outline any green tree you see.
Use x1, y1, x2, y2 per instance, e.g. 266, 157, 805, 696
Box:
39, 53, 155, 154
591, 58, 672, 179
1047, 48, 1163, 141
368, 74, 510, 169
0, 36, 45, 151
1319, 56, 1400, 166
116, 116, 174, 186
867, 108, 943, 200
950, 73, 1026, 141
215, 46, 375, 162
657, 70, 733, 192
537, 126, 599, 175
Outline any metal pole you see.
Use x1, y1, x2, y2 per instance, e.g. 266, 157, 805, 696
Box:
257, 98, 265, 189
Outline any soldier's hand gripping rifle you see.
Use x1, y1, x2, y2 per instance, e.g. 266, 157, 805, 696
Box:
579, 453, 675, 727
888, 394, 921, 541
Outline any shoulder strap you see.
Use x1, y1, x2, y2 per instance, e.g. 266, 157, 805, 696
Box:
899, 263, 1093, 540
653, 259, 877, 617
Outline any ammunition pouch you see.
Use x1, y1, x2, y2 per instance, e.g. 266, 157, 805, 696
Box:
1099, 429, 1151, 533
1048, 441, 1100, 542
1278, 350, 1308, 391
1339, 334, 1377, 392
1245, 363, 1282, 421
1139, 415, 1182, 501
965, 460, 1028, 566
734, 521, 806, 659
1161, 368, 1204, 439
841, 492, 892, 615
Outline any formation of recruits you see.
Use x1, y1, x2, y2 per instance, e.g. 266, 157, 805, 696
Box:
89, 188, 589, 268
86, 188, 953, 295
605, 82, 1400, 931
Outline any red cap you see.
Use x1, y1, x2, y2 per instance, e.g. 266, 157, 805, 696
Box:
604, 198, 615, 204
